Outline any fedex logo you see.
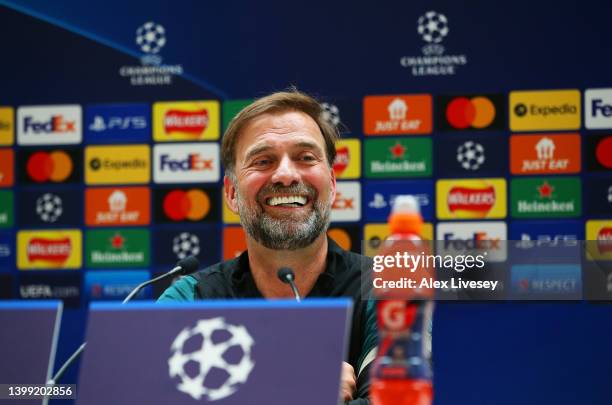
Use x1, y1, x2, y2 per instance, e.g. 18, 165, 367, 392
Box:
331, 181, 361, 222
585, 89, 612, 129
436, 221, 507, 261
153, 143, 219, 183
17, 105, 82, 145
442, 232, 501, 250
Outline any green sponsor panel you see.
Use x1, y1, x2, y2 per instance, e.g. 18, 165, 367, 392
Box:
86, 228, 150, 268
223, 99, 253, 132
364, 138, 432, 178
511, 177, 581, 218
0, 190, 13, 228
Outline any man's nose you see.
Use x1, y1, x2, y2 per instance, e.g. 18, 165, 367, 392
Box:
270, 155, 300, 186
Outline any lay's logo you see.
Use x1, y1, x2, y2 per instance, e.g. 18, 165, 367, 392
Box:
153, 101, 220, 141
598, 227, 612, 254
18, 230, 82, 269
332, 139, 360, 179
437, 179, 507, 219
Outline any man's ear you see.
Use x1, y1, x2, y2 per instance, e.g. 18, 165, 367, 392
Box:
223, 174, 239, 214
329, 166, 337, 204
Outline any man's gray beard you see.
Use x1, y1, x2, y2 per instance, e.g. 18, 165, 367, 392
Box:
236, 184, 331, 250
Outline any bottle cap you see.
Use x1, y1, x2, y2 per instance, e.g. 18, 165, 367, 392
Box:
392, 195, 421, 215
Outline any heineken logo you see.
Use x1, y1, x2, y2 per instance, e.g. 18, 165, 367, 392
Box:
447, 186, 495, 213
511, 177, 581, 218
86, 229, 150, 268
364, 138, 431, 178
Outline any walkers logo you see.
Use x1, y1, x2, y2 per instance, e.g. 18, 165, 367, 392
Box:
363, 95, 432, 135
585, 134, 612, 172
154, 227, 220, 268
436, 179, 506, 219
85, 271, 150, 301
223, 100, 253, 131
363, 223, 433, 257
331, 181, 361, 222
85, 145, 150, 185
511, 265, 581, 299
85, 187, 150, 226
17, 105, 82, 145
0, 232, 14, 267
436, 221, 507, 262
327, 225, 360, 253
510, 133, 581, 175
436, 135, 506, 176
509, 90, 580, 131
585, 88, 612, 129
85, 229, 150, 268
0, 149, 14, 187
364, 138, 432, 178
510, 220, 583, 242
153, 143, 220, 183
0, 107, 14, 145
17, 230, 82, 269
154, 187, 219, 223
333, 139, 361, 179
119, 21, 184, 86
153, 101, 220, 141
19, 189, 82, 227
400, 10, 468, 76
586, 220, 612, 260
364, 180, 434, 220
436, 95, 505, 131
0, 191, 13, 228
18, 148, 81, 184
511, 177, 581, 218
85, 103, 149, 143
19, 273, 81, 307
585, 178, 612, 216
223, 227, 247, 260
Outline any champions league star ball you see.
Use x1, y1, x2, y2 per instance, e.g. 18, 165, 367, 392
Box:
417, 11, 449, 44
168, 317, 255, 401
36, 193, 63, 223
321, 102, 341, 127
136, 22, 166, 54
456, 141, 485, 170
172, 232, 200, 260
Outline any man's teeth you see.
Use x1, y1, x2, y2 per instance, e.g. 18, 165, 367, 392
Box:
267, 196, 307, 206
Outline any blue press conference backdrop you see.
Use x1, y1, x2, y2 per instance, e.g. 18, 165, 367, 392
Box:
0, 1, 611, 404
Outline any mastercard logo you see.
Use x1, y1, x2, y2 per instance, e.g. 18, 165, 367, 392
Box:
446, 97, 496, 129
163, 189, 210, 221
328, 228, 352, 251
595, 136, 612, 168
26, 150, 73, 182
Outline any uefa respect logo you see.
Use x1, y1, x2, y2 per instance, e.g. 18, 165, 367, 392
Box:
400, 11, 468, 76
119, 21, 184, 86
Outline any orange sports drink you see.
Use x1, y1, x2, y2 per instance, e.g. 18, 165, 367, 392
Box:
370, 195, 434, 405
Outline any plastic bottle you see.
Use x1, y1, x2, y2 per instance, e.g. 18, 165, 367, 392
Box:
370, 195, 434, 405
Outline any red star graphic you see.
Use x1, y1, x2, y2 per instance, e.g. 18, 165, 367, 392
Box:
538, 181, 554, 199
389, 142, 406, 159
110, 233, 125, 249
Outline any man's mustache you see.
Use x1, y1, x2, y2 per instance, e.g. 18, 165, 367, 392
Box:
256, 183, 317, 202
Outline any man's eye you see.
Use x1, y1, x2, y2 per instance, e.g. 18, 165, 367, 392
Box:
253, 159, 271, 167
300, 154, 316, 162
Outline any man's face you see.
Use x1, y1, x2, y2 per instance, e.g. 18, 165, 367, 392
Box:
224, 111, 336, 250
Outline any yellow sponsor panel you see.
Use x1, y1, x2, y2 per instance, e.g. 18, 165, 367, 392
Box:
17, 229, 82, 269
585, 220, 612, 260
0, 107, 14, 145
436, 178, 507, 219
509, 89, 581, 131
363, 223, 433, 257
333, 139, 361, 179
153, 100, 220, 141
85, 144, 150, 185
222, 198, 241, 224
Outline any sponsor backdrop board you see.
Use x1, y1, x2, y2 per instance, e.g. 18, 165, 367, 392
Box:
0, 2, 611, 405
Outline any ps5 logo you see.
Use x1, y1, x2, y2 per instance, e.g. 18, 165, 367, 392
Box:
89, 115, 147, 132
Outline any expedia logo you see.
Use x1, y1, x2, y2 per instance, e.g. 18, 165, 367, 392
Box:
17, 105, 82, 145
436, 179, 507, 219
85, 145, 150, 185
153, 101, 220, 141
153, 143, 219, 183
437, 95, 504, 131
447, 186, 495, 213
509, 90, 580, 131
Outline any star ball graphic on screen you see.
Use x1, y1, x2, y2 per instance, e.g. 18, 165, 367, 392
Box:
18, 189, 82, 227
436, 95, 505, 131
435, 134, 506, 176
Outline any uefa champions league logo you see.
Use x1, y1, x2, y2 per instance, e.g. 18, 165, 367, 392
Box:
36, 193, 63, 223
168, 318, 255, 401
136, 21, 166, 65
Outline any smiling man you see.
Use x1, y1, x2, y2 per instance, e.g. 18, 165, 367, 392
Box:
159, 90, 377, 403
